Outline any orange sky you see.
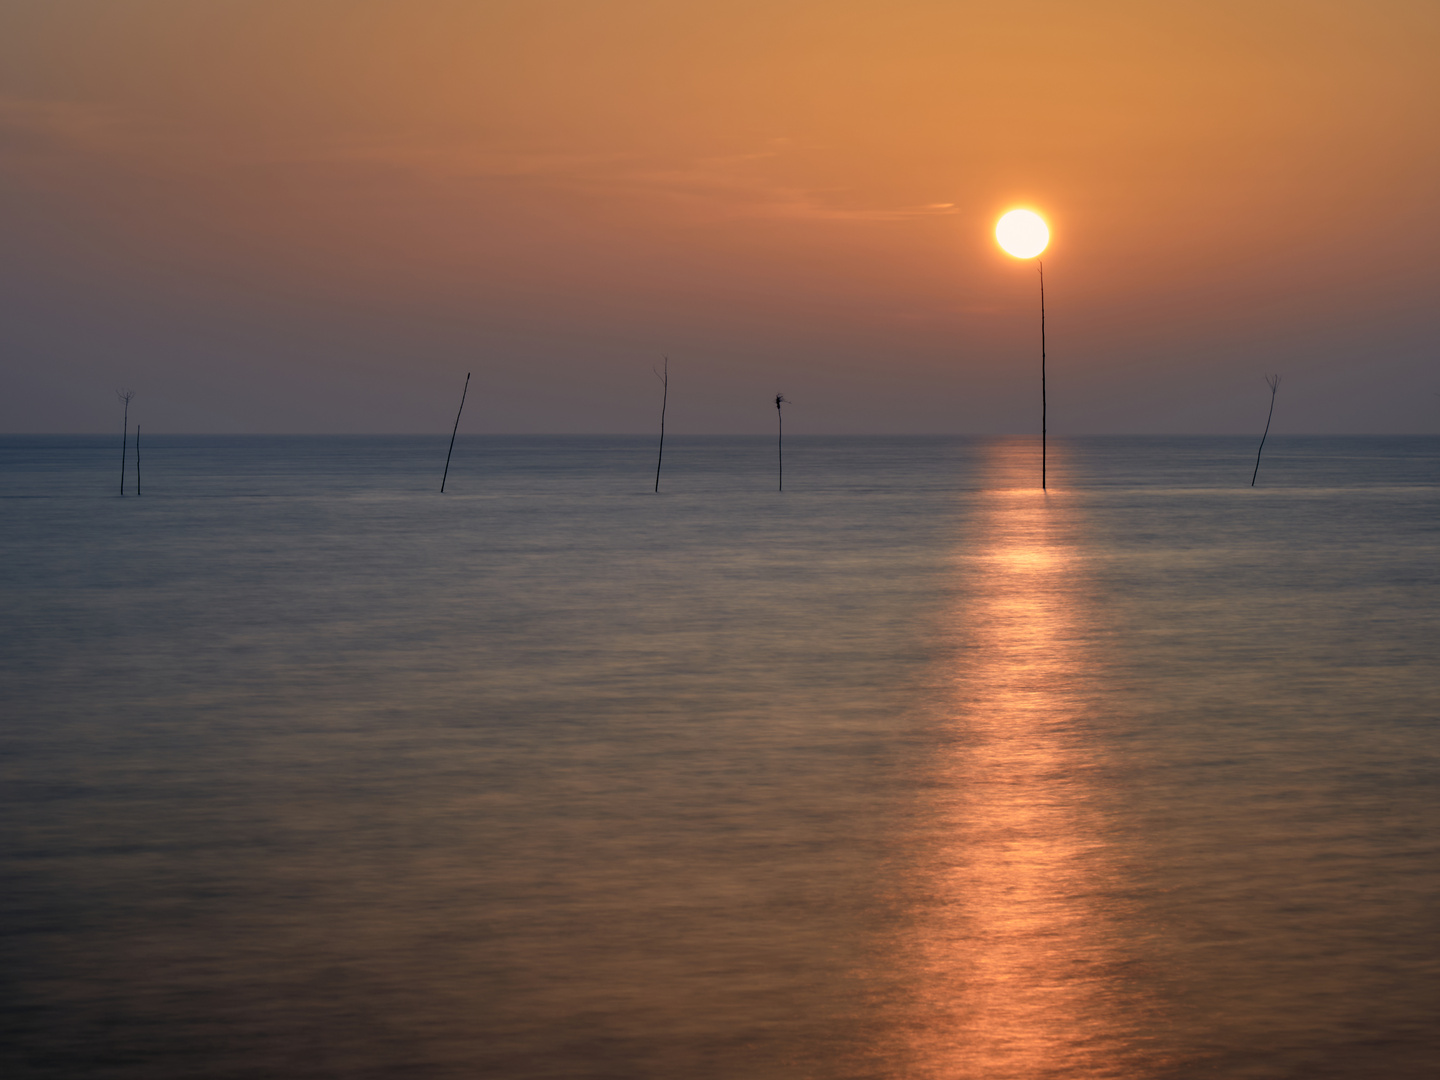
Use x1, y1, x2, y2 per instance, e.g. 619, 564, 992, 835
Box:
2, 0, 1436, 432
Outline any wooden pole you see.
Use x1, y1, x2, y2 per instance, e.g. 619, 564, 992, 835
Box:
654, 358, 668, 493
775, 394, 787, 492
116, 389, 133, 497
441, 372, 470, 494
1039, 260, 1046, 491
1251, 374, 1280, 487
135, 425, 141, 497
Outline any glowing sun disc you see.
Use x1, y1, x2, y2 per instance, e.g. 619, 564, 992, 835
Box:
996, 209, 1049, 259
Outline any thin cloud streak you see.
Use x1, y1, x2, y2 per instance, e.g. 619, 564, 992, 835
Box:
1, 102, 961, 224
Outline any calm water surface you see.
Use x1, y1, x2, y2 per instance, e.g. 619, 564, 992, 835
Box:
2, 435, 1437, 1078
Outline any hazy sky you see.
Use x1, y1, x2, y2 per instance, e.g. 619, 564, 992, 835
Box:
2, 0, 1436, 433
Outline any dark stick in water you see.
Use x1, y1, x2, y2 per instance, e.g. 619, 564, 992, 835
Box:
654, 358, 668, 493
135, 424, 140, 497
1251, 374, 1281, 487
1039, 260, 1046, 491
441, 372, 471, 494
775, 394, 789, 492
116, 388, 134, 497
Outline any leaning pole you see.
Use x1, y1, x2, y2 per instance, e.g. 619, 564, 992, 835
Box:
441, 372, 471, 494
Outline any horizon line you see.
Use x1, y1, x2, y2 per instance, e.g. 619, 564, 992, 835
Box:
3, 432, 1437, 440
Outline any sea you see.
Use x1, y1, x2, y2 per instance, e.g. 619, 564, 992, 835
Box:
2, 434, 1437, 1079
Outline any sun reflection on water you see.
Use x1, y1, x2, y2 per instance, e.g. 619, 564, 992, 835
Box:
901, 459, 1158, 1079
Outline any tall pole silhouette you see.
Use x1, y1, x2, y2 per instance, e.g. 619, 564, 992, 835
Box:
441, 372, 470, 494
1251, 374, 1281, 487
1039, 260, 1047, 491
135, 425, 141, 497
654, 358, 668, 493
116, 388, 134, 497
775, 394, 788, 491
994, 209, 1050, 491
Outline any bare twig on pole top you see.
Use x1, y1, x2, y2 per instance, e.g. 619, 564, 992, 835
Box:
775, 394, 789, 492
441, 373, 471, 494
654, 358, 668, 493
1251, 374, 1281, 487
116, 388, 134, 497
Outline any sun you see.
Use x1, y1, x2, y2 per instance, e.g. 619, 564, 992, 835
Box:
995, 209, 1049, 259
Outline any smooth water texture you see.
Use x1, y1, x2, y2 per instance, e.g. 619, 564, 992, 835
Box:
2, 435, 1438, 1079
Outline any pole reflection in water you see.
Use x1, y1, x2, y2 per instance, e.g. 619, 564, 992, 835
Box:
901, 457, 1161, 1079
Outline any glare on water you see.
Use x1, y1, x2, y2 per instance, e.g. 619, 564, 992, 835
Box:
897, 448, 1161, 1079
